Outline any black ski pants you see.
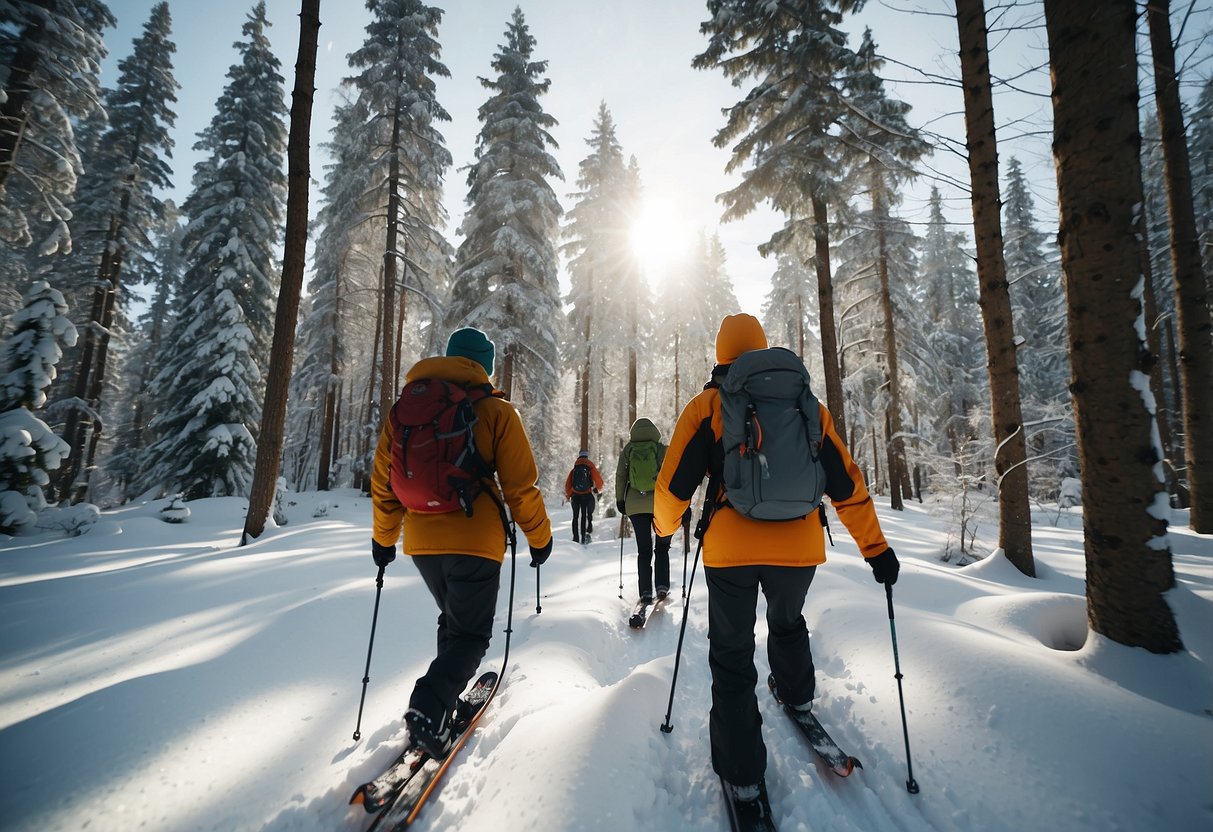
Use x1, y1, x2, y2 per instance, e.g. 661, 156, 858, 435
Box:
408, 554, 501, 725
571, 492, 595, 540
629, 512, 672, 598
704, 563, 817, 788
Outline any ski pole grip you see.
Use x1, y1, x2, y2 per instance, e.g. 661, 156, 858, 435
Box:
885, 582, 895, 619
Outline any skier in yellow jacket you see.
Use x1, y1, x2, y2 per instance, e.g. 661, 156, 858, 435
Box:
370, 327, 552, 757
653, 313, 899, 806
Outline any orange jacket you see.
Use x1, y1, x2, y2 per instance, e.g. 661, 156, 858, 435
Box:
653, 383, 887, 568
564, 458, 605, 498
371, 356, 552, 562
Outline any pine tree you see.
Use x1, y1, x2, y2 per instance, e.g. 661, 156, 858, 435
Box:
955, 0, 1035, 576
0, 280, 77, 532
139, 3, 287, 500
345, 0, 452, 422
0, 0, 113, 254
694, 0, 862, 442
53, 1, 178, 503
763, 248, 817, 363
1044, 0, 1181, 652
1003, 157, 1073, 499
449, 7, 563, 453
838, 27, 929, 510
563, 102, 634, 456
105, 203, 184, 497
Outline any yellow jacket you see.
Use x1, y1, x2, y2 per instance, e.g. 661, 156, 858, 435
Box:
371, 356, 552, 562
653, 383, 887, 568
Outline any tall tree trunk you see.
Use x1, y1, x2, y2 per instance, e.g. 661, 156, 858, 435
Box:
500, 348, 515, 400
243, 0, 320, 542
955, 0, 1035, 576
579, 271, 593, 453
673, 330, 681, 425
380, 107, 403, 425
875, 187, 906, 510
1044, 0, 1182, 653
1146, 0, 1213, 532
1139, 210, 1182, 502
810, 194, 846, 443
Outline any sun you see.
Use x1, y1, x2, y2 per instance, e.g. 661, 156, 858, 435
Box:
629, 196, 693, 282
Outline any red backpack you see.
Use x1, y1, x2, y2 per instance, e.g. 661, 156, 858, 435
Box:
388, 379, 494, 516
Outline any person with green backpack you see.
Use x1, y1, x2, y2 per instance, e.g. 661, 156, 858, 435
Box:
614, 417, 674, 606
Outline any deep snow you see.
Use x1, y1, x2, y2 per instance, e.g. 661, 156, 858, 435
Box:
1, 491, 1210, 832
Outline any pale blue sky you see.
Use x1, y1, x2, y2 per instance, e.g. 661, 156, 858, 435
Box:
98, 1, 1210, 314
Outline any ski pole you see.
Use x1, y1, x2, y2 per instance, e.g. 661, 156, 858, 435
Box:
535, 563, 542, 615
681, 512, 690, 598
352, 564, 386, 741
618, 518, 625, 599
660, 535, 702, 733
885, 583, 919, 794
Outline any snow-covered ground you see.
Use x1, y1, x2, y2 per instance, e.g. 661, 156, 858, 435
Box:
1, 491, 1210, 832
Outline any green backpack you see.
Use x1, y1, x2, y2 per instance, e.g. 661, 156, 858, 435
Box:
627, 441, 659, 493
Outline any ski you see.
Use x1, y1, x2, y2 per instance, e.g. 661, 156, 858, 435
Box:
628, 592, 667, 629
768, 674, 862, 777
719, 775, 777, 832
352, 670, 499, 830
628, 598, 650, 628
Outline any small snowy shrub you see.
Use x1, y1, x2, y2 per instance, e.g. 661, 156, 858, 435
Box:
160, 495, 190, 523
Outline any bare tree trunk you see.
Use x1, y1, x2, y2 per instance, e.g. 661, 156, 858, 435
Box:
875, 187, 906, 510
242, 0, 320, 543
955, 0, 1035, 576
380, 106, 403, 425
673, 330, 681, 425
810, 194, 847, 444
1146, 0, 1213, 532
500, 348, 515, 400
1139, 213, 1182, 502
579, 278, 593, 452
1044, 0, 1182, 653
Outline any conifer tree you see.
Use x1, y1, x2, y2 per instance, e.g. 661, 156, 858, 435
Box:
449, 7, 563, 452
695, 0, 862, 442
139, 3, 287, 500
345, 0, 452, 422
563, 102, 633, 456
0, 281, 77, 532
0, 0, 113, 255
54, 1, 178, 503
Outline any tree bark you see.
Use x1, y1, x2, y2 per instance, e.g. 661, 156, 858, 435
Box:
955, 0, 1035, 576
1146, 0, 1213, 532
1044, 0, 1182, 652
380, 108, 403, 425
242, 0, 320, 543
875, 186, 906, 510
810, 194, 847, 443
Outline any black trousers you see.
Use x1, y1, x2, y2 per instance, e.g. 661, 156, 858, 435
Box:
571, 492, 595, 540
629, 512, 672, 597
704, 563, 817, 787
408, 554, 502, 724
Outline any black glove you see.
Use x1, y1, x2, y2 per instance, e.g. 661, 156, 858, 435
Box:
867, 548, 899, 585
616, 500, 626, 514
372, 539, 396, 568
529, 537, 552, 568
681, 507, 692, 527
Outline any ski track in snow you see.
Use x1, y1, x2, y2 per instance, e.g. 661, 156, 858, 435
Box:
1, 491, 1210, 832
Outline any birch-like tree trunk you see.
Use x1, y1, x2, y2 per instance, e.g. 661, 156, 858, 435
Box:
1146, 0, 1213, 532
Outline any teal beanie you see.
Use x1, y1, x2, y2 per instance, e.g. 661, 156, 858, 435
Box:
445, 327, 495, 376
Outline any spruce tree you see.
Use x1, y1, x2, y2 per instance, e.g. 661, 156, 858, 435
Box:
344, 0, 452, 421
449, 7, 563, 453
0, 0, 113, 253
139, 3, 287, 500
0, 280, 77, 532
54, 1, 178, 502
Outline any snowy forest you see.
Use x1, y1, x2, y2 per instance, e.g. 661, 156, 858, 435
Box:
2, 0, 1212, 649
2, 2, 1213, 831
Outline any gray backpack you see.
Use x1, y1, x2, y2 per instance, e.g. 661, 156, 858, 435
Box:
720, 347, 825, 520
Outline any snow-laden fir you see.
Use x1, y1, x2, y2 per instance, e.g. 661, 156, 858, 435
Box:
0, 494, 1208, 831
